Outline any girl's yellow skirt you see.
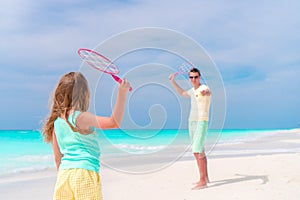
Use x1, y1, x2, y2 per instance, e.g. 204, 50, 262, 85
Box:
53, 168, 102, 200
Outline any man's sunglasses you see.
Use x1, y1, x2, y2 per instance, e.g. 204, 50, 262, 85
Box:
189, 76, 199, 79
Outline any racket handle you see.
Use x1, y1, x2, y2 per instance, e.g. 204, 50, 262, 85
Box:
111, 75, 132, 92
169, 72, 179, 80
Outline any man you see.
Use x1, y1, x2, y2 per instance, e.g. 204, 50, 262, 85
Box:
169, 67, 211, 189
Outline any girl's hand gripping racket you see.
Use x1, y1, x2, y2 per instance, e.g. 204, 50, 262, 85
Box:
169, 62, 194, 80
78, 48, 132, 91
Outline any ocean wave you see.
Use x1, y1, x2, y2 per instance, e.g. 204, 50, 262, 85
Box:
214, 129, 286, 145
112, 144, 167, 154
14, 154, 53, 162
0, 166, 54, 178
0, 154, 54, 177
273, 128, 300, 134
210, 147, 300, 157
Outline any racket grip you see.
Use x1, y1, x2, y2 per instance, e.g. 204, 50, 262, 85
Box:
169, 72, 178, 80
111, 75, 132, 92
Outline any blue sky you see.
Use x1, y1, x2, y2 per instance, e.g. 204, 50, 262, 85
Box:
0, 0, 300, 130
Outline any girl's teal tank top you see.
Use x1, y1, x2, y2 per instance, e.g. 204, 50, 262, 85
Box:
54, 111, 100, 172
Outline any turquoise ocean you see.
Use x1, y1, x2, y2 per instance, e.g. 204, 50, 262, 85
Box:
0, 129, 299, 177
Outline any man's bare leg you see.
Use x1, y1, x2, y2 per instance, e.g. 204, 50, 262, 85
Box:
192, 151, 207, 189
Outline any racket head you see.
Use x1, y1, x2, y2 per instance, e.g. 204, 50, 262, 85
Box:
78, 48, 119, 75
177, 62, 194, 75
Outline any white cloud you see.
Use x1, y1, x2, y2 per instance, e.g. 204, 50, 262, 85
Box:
1, 0, 300, 129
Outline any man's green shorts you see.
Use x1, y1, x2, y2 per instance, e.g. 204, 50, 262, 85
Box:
189, 121, 208, 153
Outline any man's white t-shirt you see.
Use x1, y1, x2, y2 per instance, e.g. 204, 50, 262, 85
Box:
186, 84, 211, 121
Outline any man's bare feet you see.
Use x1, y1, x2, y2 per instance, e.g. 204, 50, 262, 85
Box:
193, 177, 209, 185
191, 181, 207, 190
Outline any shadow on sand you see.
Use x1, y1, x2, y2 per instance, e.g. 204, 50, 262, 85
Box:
208, 173, 269, 188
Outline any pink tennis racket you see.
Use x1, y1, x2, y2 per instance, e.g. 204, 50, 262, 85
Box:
78, 48, 132, 91
169, 62, 194, 80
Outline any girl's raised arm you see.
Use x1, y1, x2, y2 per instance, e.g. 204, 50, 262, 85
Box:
76, 78, 131, 131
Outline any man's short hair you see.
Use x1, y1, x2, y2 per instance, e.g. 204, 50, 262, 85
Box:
189, 68, 201, 76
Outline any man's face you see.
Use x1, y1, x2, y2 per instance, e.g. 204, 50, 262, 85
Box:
189, 72, 200, 87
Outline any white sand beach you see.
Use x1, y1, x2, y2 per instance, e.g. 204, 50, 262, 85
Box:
0, 153, 299, 200
1, 129, 300, 200
102, 154, 300, 200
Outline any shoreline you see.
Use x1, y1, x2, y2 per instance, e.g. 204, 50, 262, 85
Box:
0, 152, 299, 200
1, 149, 298, 183
1, 127, 300, 181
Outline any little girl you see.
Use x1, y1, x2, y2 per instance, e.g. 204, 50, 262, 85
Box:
42, 72, 131, 200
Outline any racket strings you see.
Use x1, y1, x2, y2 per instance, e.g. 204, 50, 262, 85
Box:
80, 51, 119, 74
178, 63, 193, 74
